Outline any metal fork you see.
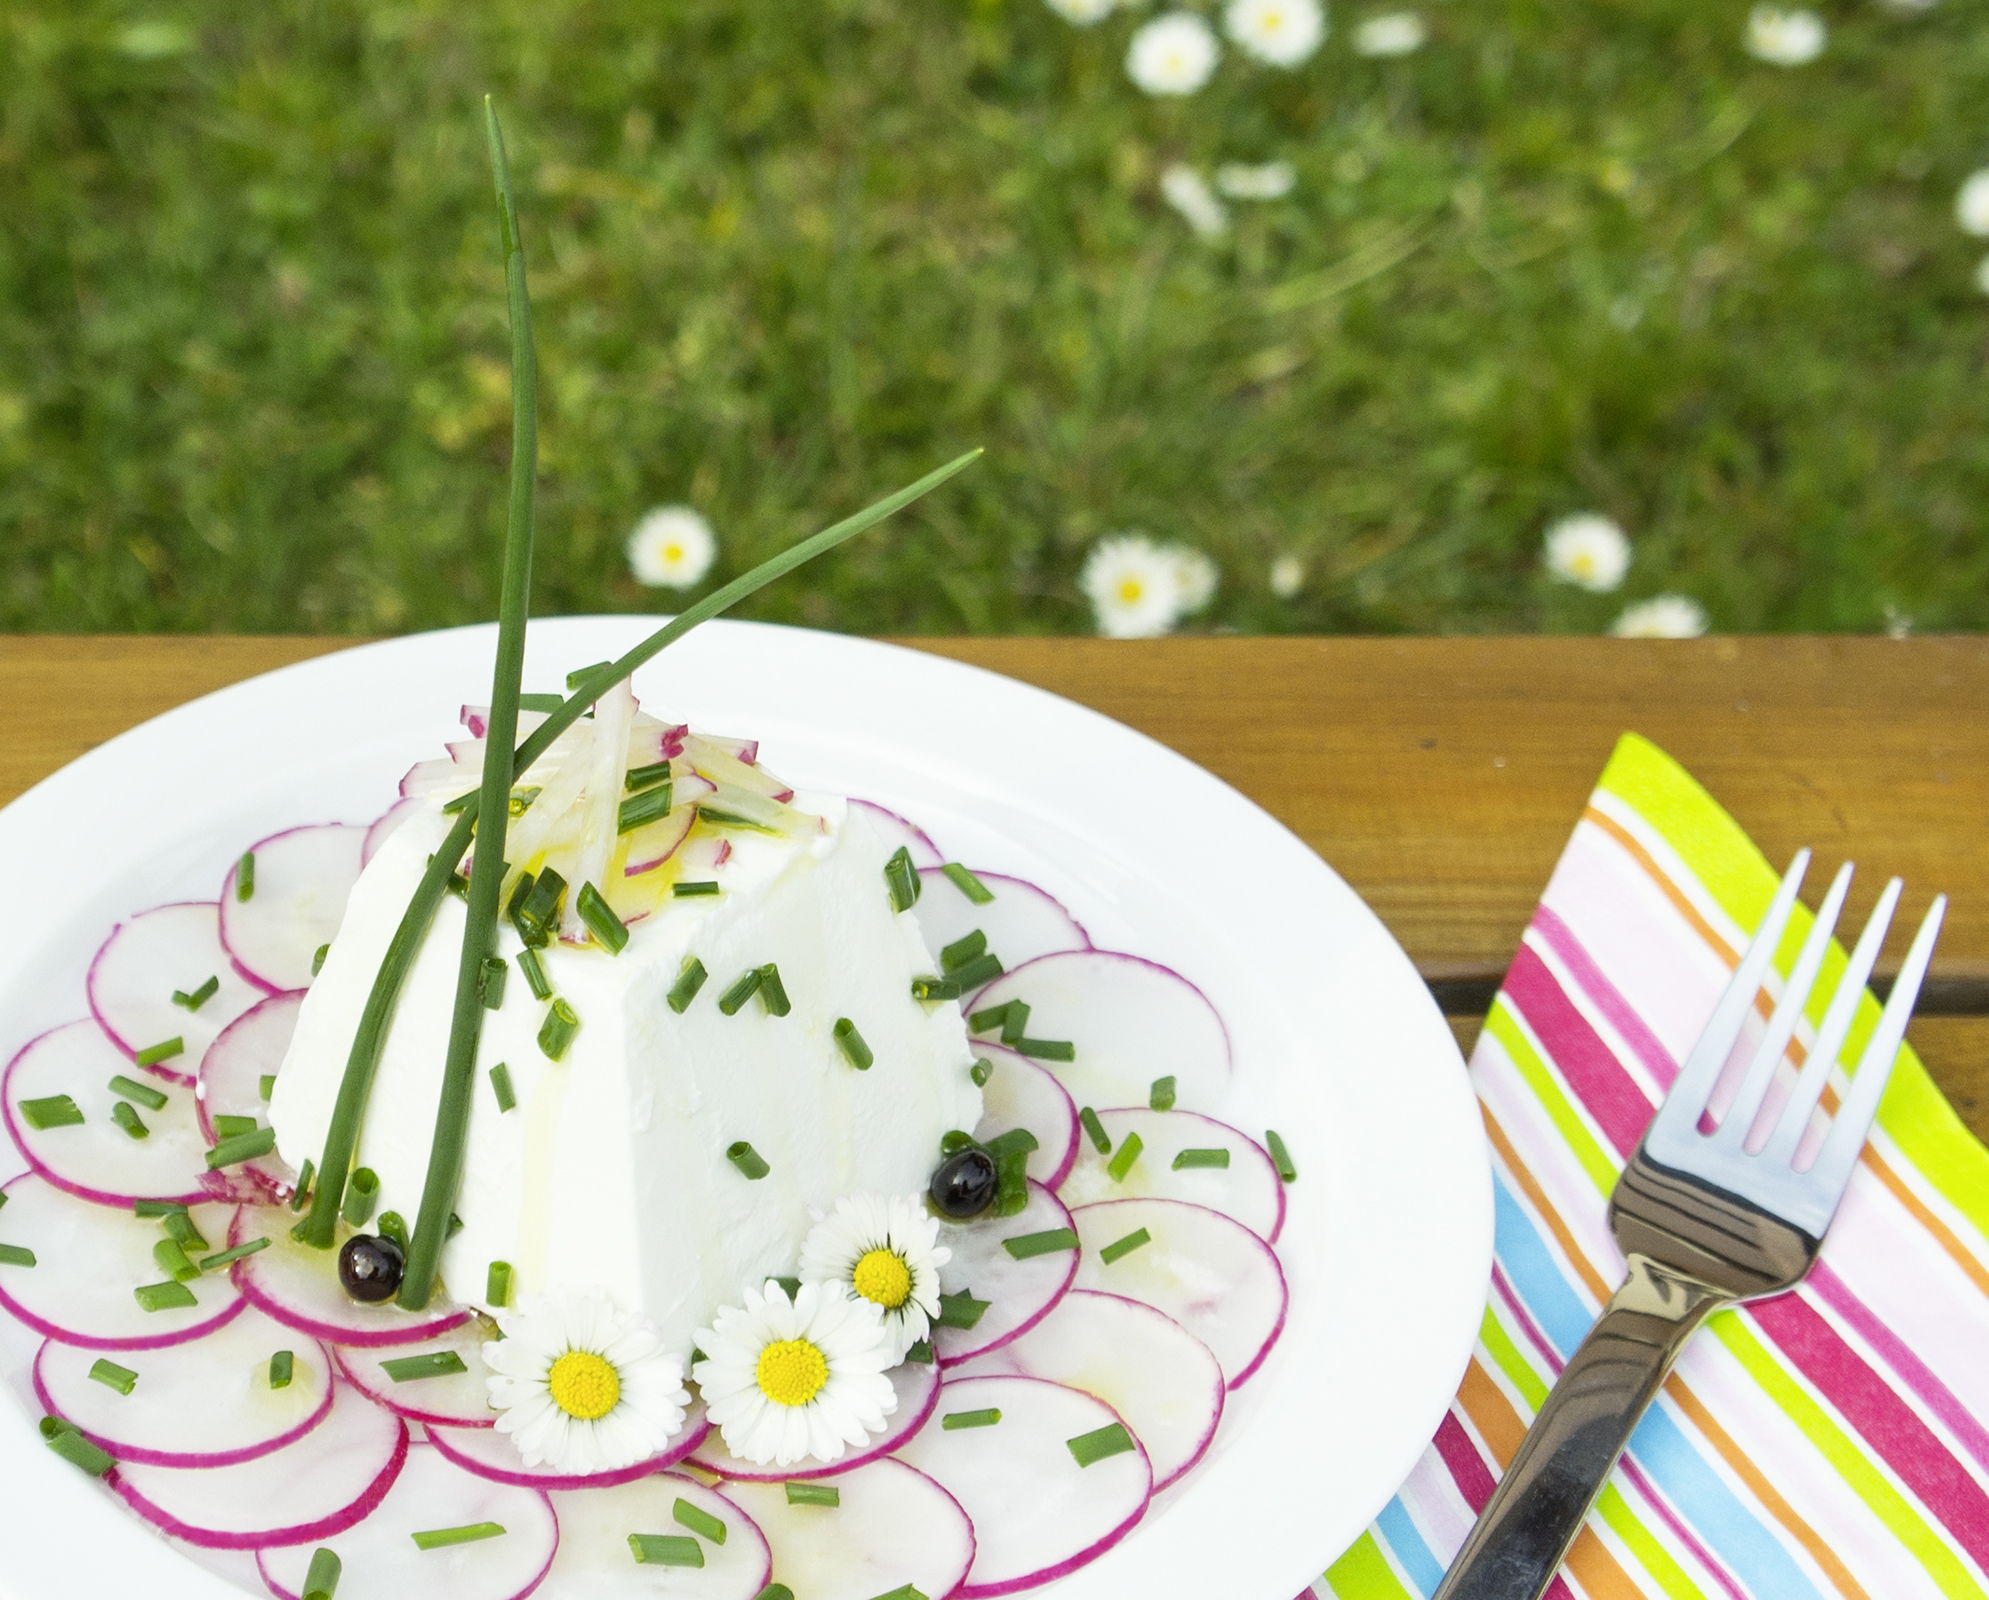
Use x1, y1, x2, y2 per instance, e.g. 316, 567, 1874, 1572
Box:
1434, 851, 1947, 1600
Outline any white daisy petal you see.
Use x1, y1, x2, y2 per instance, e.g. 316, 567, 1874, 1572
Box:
1542, 513, 1632, 594
1226, 0, 1327, 66
1743, 5, 1825, 65
1127, 13, 1222, 95
1353, 11, 1426, 56
1610, 594, 1709, 638
626, 506, 718, 589
1080, 533, 1189, 639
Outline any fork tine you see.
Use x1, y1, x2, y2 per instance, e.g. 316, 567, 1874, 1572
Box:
1760, 877, 1902, 1167
1715, 861, 1853, 1150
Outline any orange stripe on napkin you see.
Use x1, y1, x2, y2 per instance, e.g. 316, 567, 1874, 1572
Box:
1483, 1104, 1614, 1304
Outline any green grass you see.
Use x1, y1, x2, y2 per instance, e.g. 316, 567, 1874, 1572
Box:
2, 0, 1986, 636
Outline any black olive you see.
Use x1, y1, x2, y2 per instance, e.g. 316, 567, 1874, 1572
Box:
930, 1147, 999, 1220
339, 1233, 405, 1303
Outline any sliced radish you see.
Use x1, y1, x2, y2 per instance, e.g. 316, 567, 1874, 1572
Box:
847, 800, 941, 866
220, 824, 367, 994
895, 1374, 1151, 1597
199, 993, 302, 1201
965, 951, 1231, 1114
33, 1303, 333, 1466
111, 1376, 406, 1549
258, 1442, 557, 1600
335, 1316, 501, 1428
1070, 1198, 1288, 1389
3, 1020, 211, 1206
87, 902, 265, 1087
915, 869, 1089, 973
1057, 1109, 1285, 1242
428, 1402, 710, 1490
971, 1048, 1078, 1191
949, 1290, 1223, 1491
0, 1174, 243, 1349
720, 1458, 973, 1600
232, 1206, 470, 1348
363, 797, 425, 867
623, 803, 697, 877
685, 734, 792, 803
934, 1180, 1078, 1365
539, 1471, 770, 1600
689, 1355, 939, 1481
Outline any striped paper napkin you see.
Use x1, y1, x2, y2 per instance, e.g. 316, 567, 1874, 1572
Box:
1315, 733, 1989, 1600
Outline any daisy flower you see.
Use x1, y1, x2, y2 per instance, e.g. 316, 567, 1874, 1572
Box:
626, 505, 717, 589
1956, 170, 1989, 237
1270, 554, 1307, 598
483, 1289, 691, 1474
1542, 513, 1631, 594
1171, 546, 1221, 612
1743, 6, 1825, 65
1127, 13, 1221, 96
1161, 164, 1231, 239
694, 1279, 899, 1467
1080, 534, 1188, 638
1610, 595, 1709, 638
1225, 0, 1327, 65
1975, 255, 1989, 296
1216, 160, 1298, 201
798, 1192, 950, 1362
1353, 11, 1427, 56
1046, 0, 1118, 21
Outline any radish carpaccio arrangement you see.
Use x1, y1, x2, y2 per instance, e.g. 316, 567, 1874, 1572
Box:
0, 698, 1295, 1600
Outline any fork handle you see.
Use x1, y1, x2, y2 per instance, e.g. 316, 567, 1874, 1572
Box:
1434, 1255, 1725, 1600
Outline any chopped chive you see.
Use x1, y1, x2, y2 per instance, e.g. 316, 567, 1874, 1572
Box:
236, 850, 256, 901
200, 1238, 270, 1273
941, 862, 995, 904
343, 1167, 379, 1226
910, 975, 961, 1002
45, 1425, 115, 1476
757, 963, 791, 1017
381, 1350, 470, 1383
967, 1001, 1012, 1034
1267, 1128, 1298, 1183
1149, 1075, 1177, 1112
617, 782, 677, 835
478, 954, 509, 1009
135, 1037, 185, 1069
112, 1100, 149, 1140
784, 1481, 840, 1507
90, 1358, 138, 1396
628, 1533, 703, 1567
270, 1349, 295, 1389
109, 1074, 169, 1111
567, 660, 612, 690
982, 1128, 1039, 1161
1000, 1000, 1030, 1045
377, 1210, 410, 1250
994, 1149, 1030, 1216
625, 760, 674, 791
717, 968, 762, 1015
970, 1057, 993, 1088
1079, 1107, 1111, 1153
133, 1199, 187, 1218
673, 880, 721, 897
290, 1158, 315, 1213
207, 1125, 277, 1170
1106, 1131, 1144, 1183
1003, 1228, 1079, 1260
513, 867, 568, 949
1099, 1227, 1152, 1265
412, 1523, 507, 1551
441, 790, 475, 815
259, 1074, 277, 1101
673, 1496, 727, 1544
20, 1094, 83, 1130
942, 1408, 1002, 1430
667, 958, 708, 1014
0, 1244, 34, 1268
538, 999, 581, 1060
38, 1416, 71, 1438
577, 882, 630, 954
940, 929, 987, 971
135, 1280, 198, 1312
883, 846, 921, 912
943, 952, 1003, 990
487, 1260, 513, 1306
756, 1587, 797, 1600
172, 974, 221, 1011
312, 943, 330, 977
1173, 1147, 1231, 1170
696, 805, 780, 833
212, 1114, 258, 1140
1013, 1037, 1074, 1062
727, 1141, 770, 1180
1067, 1422, 1136, 1467
162, 1210, 209, 1252
940, 1129, 978, 1158
154, 1238, 200, 1282
868, 1588, 929, 1600
517, 692, 564, 713
834, 1018, 873, 1070
905, 1339, 934, 1364
517, 946, 552, 1000
936, 1288, 990, 1329
302, 1547, 341, 1600
489, 1062, 517, 1113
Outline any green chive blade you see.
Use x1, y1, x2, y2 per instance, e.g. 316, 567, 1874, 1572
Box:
1078, 1107, 1111, 1154
343, 1167, 380, 1226
834, 1017, 873, 1070
1172, 1147, 1231, 1170
1267, 1128, 1298, 1182
380, 1350, 470, 1383
199, 1238, 271, 1273
1014, 1037, 1074, 1063
1067, 1422, 1136, 1467
206, 1125, 277, 1171
46, 1425, 115, 1476
628, 1533, 704, 1567
941, 1407, 1002, 1430
716, 969, 762, 1016
1149, 1075, 1177, 1112
490, 1061, 517, 1113
488, 1260, 513, 1306
576, 881, 629, 954
412, 1522, 507, 1551
111, 1100, 149, 1140
1099, 1227, 1152, 1265
134, 1036, 185, 1069
89, 1358, 138, 1396
943, 951, 1003, 991
269, 1349, 295, 1390
134, 1280, 199, 1313
727, 1141, 770, 1181
108, 1074, 169, 1111
935, 1288, 990, 1329
673, 1496, 727, 1544
940, 928, 987, 971
1002, 1228, 1079, 1261
0, 1243, 36, 1268
20, 1094, 84, 1131
783, 1481, 840, 1507
970, 1056, 993, 1088
941, 862, 995, 904
757, 963, 791, 1017
302, 1547, 341, 1600
538, 999, 581, 1060
1106, 1131, 1144, 1184
884, 846, 920, 913
673, 879, 721, 897
236, 850, 256, 902
667, 958, 708, 1014
517, 946, 553, 1000
478, 954, 509, 1009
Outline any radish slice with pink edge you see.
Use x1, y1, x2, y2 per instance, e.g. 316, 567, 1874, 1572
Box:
934, 1180, 1078, 1365
895, 1374, 1151, 1598
688, 1354, 939, 1480
363, 797, 424, 867
257, 1442, 557, 1600
88, 902, 265, 1086
427, 1400, 710, 1490
624, 801, 698, 876
971, 1047, 1078, 1190
539, 1471, 770, 1600
719, 1458, 973, 1600
220, 823, 367, 994
948, 1289, 1224, 1491
0, 1174, 243, 1349
2, 1020, 212, 1206
1070, 1197, 1288, 1390
33, 1303, 333, 1467
231, 1206, 470, 1348
1058, 1108, 1286, 1242
110, 1377, 406, 1549
847, 799, 941, 866
965, 950, 1231, 1114
335, 1315, 501, 1428
198, 994, 301, 1201
915, 867, 1090, 972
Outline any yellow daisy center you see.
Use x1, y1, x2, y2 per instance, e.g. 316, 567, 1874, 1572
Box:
756, 1337, 829, 1407
547, 1349, 621, 1421
1571, 552, 1596, 575
665, 543, 684, 562
1118, 578, 1145, 604
851, 1247, 913, 1310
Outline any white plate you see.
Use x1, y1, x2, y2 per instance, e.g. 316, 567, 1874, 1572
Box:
0, 617, 1491, 1600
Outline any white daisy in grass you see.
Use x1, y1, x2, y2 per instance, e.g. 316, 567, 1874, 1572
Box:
1270, 553, 1307, 598
694, 1279, 899, 1467
1542, 513, 1631, 594
1217, 160, 1298, 200
626, 505, 717, 589
1046, 0, 1117, 22
1080, 534, 1188, 638
1611, 594, 1709, 638
1353, 11, 1427, 56
1744, 6, 1826, 65
1127, 13, 1221, 96
1226, 0, 1327, 66
483, 1289, 691, 1473
1171, 546, 1221, 612
1956, 171, 1989, 237
1974, 255, 1989, 296
1161, 165, 1231, 239
799, 1192, 950, 1361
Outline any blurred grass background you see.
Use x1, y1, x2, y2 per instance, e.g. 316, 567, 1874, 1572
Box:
1, 0, 1986, 636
